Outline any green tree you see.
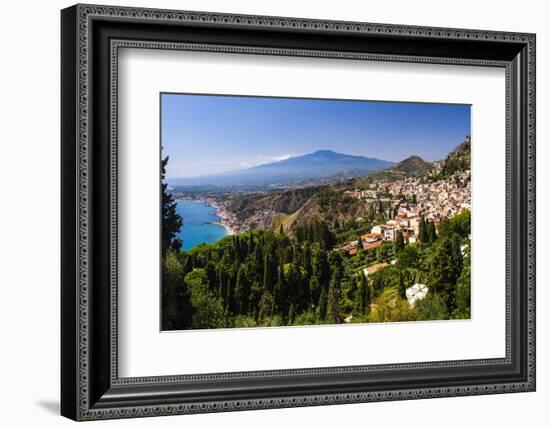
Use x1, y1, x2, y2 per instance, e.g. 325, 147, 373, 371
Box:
293, 311, 318, 326
414, 293, 448, 320
263, 246, 278, 292
234, 265, 251, 315
233, 315, 257, 328
185, 269, 226, 329
427, 221, 437, 243
217, 263, 229, 303
317, 287, 327, 320
369, 288, 414, 323
257, 291, 275, 324
419, 217, 429, 243
161, 249, 192, 330
203, 261, 217, 293
396, 244, 419, 269
301, 244, 313, 277
353, 274, 371, 318
452, 248, 471, 319
363, 274, 372, 315
428, 236, 463, 311
318, 221, 336, 249
311, 246, 330, 300
161, 156, 182, 253
438, 210, 471, 240
371, 272, 385, 298
398, 270, 406, 299
273, 261, 288, 316
394, 231, 405, 253
288, 304, 296, 325
326, 270, 342, 324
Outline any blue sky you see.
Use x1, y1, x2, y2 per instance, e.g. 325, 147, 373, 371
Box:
161, 93, 470, 179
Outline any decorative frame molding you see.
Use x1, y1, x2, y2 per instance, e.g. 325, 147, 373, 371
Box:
61, 4, 536, 421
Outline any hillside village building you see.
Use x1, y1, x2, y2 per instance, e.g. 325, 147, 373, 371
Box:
343, 169, 470, 250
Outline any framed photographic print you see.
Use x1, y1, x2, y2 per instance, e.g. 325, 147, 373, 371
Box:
61, 4, 536, 421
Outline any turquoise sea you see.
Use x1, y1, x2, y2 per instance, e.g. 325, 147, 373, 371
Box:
176, 200, 229, 251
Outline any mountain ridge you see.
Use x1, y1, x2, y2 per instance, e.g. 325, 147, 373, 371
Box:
168, 150, 394, 188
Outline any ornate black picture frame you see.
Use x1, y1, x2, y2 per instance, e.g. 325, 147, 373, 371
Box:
61, 4, 536, 421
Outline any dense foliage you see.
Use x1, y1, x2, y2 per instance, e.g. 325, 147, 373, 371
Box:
161, 213, 471, 330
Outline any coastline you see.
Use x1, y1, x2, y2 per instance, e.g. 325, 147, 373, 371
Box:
174, 195, 239, 235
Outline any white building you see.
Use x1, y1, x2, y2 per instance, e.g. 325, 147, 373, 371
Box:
405, 284, 429, 306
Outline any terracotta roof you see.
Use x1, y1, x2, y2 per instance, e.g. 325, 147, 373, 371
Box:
361, 232, 383, 240
362, 240, 383, 250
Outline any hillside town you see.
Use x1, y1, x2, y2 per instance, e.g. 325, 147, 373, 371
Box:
341, 167, 471, 254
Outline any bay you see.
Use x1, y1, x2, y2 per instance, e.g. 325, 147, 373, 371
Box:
176, 200, 229, 251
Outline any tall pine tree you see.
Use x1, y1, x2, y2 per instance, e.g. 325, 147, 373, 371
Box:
427, 221, 437, 243
394, 231, 405, 253
326, 271, 342, 324
235, 265, 251, 315
161, 156, 182, 253
263, 246, 278, 292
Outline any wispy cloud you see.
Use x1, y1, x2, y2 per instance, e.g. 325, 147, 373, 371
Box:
240, 153, 295, 168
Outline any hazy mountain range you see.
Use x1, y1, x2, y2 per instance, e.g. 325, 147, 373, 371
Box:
167, 150, 394, 188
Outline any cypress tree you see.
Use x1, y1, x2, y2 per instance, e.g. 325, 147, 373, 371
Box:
394, 231, 405, 253
288, 304, 296, 325
428, 221, 437, 243
319, 222, 335, 249
363, 274, 372, 314
161, 156, 183, 253
398, 270, 406, 299
420, 217, 429, 243
225, 278, 235, 315
257, 291, 274, 324
353, 277, 366, 317
295, 226, 303, 243
162, 250, 192, 330
429, 236, 463, 312
247, 234, 255, 255
326, 271, 342, 324
235, 265, 250, 315
301, 244, 312, 277
218, 264, 228, 304
371, 272, 385, 298
204, 261, 217, 293
318, 287, 327, 320
274, 261, 287, 316
312, 246, 330, 295
309, 275, 321, 308
263, 246, 277, 292
182, 255, 193, 275
252, 246, 264, 283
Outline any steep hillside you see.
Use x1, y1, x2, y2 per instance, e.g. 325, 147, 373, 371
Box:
361, 154, 433, 182
392, 155, 434, 174
438, 136, 471, 177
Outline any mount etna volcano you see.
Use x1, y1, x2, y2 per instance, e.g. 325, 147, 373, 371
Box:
168, 150, 394, 188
